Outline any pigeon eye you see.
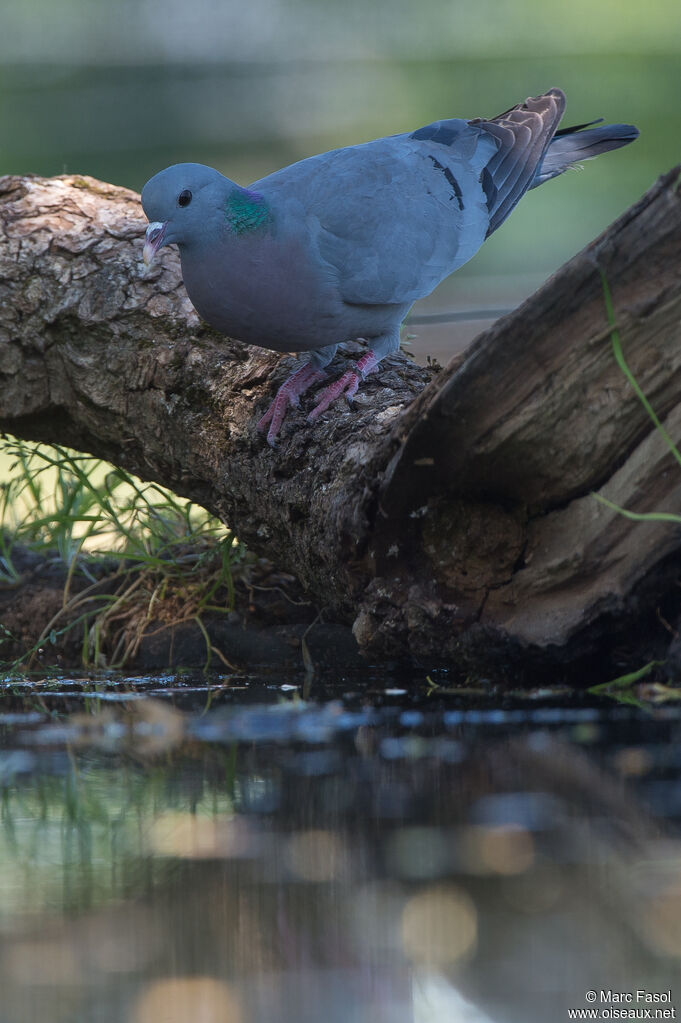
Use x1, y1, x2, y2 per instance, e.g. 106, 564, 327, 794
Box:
178, 190, 192, 208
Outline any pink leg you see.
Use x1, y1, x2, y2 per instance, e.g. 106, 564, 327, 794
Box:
307, 351, 379, 423
257, 363, 327, 446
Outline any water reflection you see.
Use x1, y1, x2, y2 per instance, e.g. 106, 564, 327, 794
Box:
0, 680, 679, 1022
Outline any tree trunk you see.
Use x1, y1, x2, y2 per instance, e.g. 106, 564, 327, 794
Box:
2, 169, 681, 676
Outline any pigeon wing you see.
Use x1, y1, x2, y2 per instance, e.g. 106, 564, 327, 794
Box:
254, 89, 566, 307
468, 87, 566, 234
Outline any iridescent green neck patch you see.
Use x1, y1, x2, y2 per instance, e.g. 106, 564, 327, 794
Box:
225, 189, 272, 235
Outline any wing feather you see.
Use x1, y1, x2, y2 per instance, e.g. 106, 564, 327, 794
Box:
252, 89, 566, 306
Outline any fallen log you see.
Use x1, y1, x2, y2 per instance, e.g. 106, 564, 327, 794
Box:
1, 169, 681, 677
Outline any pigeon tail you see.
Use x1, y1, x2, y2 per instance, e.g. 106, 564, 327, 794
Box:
530, 122, 639, 188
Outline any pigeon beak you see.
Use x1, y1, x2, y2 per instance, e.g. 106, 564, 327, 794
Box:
143, 221, 168, 266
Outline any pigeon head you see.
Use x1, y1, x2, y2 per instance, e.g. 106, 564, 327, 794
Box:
141, 163, 234, 265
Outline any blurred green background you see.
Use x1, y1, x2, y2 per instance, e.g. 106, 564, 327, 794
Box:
0, 0, 675, 319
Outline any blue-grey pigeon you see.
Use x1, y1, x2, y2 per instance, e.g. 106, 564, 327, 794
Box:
142, 88, 638, 445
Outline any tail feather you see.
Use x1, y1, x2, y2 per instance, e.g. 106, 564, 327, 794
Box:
530, 122, 639, 188
553, 117, 603, 136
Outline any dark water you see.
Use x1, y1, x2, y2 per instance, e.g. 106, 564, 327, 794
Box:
1, 673, 680, 1023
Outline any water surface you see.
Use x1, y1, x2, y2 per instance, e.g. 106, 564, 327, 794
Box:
1, 673, 679, 1022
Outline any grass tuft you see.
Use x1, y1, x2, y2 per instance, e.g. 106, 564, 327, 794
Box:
0, 438, 245, 671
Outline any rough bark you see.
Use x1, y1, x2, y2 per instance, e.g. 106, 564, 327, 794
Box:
2, 169, 681, 675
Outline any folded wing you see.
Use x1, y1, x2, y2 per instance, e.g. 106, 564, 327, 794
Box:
256, 89, 567, 307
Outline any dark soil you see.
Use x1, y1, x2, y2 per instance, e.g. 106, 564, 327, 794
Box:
0, 542, 364, 673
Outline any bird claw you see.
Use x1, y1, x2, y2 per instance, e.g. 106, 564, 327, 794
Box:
307, 351, 379, 423
307, 370, 361, 422
344, 374, 361, 404
257, 364, 327, 446
258, 351, 381, 443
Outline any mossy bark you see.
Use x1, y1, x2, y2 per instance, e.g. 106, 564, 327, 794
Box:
2, 169, 681, 677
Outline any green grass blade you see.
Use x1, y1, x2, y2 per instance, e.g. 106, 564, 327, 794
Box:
593, 492, 681, 524
600, 271, 681, 471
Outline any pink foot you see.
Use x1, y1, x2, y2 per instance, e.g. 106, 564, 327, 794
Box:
257, 363, 327, 446
307, 351, 379, 423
